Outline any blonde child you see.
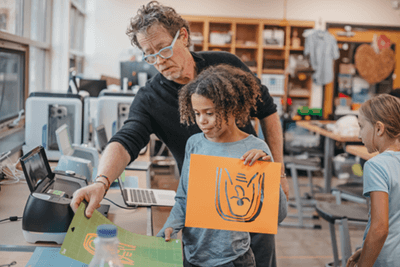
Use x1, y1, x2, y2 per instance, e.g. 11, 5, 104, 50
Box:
347, 94, 400, 267
157, 64, 287, 267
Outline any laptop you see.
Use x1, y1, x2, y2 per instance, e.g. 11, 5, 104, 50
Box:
117, 176, 176, 207
95, 123, 148, 157
95, 124, 109, 153
55, 124, 77, 156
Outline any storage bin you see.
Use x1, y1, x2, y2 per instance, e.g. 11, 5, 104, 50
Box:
333, 153, 358, 179
272, 97, 283, 116
262, 74, 285, 95
263, 60, 285, 69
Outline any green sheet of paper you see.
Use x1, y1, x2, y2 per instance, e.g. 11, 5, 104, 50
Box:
60, 203, 182, 266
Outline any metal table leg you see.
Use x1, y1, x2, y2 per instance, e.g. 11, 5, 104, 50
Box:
328, 223, 340, 267
147, 207, 153, 236
146, 166, 153, 236
339, 218, 352, 267
324, 137, 335, 193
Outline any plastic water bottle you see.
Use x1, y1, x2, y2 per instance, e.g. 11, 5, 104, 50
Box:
88, 224, 124, 267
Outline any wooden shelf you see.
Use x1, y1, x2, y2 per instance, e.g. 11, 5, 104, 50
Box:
264, 55, 285, 60
248, 66, 257, 73
208, 44, 231, 48
290, 46, 304, 51
262, 69, 285, 74
263, 46, 285, 50
271, 93, 285, 97
236, 44, 258, 49
182, 15, 315, 113
288, 94, 311, 98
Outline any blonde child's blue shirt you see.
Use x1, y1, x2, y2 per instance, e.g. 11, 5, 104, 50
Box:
157, 133, 287, 266
363, 151, 400, 267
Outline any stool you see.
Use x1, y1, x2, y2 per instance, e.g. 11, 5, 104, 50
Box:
280, 159, 322, 229
315, 201, 368, 267
331, 182, 367, 205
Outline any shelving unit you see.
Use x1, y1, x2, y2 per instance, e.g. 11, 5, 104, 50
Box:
324, 23, 400, 119
183, 15, 314, 113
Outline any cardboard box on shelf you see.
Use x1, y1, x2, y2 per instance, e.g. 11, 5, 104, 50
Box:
339, 64, 356, 75
334, 97, 352, 107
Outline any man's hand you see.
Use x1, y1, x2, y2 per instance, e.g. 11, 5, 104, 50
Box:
281, 173, 289, 201
346, 248, 362, 267
71, 183, 105, 218
164, 227, 174, 242
240, 149, 271, 166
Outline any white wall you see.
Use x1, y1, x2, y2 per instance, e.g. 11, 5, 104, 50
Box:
83, 0, 400, 81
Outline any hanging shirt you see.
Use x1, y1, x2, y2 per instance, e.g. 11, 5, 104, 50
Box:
304, 30, 339, 85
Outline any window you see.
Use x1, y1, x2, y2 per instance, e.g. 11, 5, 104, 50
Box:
31, 0, 48, 42
0, 0, 50, 144
0, 0, 23, 36
0, 0, 50, 94
29, 46, 46, 93
0, 0, 87, 146
69, 0, 86, 75
0, 48, 25, 123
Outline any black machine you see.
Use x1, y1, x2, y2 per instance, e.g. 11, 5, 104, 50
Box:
78, 79, 108, 97
20, 146, 108, 244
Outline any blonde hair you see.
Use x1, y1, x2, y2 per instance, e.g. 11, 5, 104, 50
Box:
359, 94, 400, 140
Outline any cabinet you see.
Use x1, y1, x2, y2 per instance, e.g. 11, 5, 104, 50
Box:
325, 23, 400, 119
183, 15, 314, 114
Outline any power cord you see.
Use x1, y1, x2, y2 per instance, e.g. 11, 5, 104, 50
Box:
0, 216, 22, 223
0, 154, 25, 185
8, 109, 24, 128
103, 197, 138, 210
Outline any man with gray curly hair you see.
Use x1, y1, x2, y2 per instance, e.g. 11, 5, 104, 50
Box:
72, 2, 288, 267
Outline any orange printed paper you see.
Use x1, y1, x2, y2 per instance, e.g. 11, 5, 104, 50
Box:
185, 154, 281, 234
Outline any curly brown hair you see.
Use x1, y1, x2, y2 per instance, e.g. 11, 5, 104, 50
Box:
126, 1, 191, 50
179, 64, 262, 129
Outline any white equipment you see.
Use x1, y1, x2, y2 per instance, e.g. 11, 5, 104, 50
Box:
55, 124, 99, 182
55, 156, 93, 183
94, 90, 135, 147
24, 92, 90, 161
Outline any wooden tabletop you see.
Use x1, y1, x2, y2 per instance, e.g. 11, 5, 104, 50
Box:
296, 120, 361, 142
345, 145, 378, 161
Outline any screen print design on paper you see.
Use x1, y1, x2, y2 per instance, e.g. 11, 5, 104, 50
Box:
215, 167, 264, 222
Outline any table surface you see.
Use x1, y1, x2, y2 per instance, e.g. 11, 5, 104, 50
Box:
295, 120, 361, 193
296, 120, 361, 142
0, 150, 154, 266
345, 145, 378, 161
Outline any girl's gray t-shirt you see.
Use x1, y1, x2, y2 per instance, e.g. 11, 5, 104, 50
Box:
157, 133, 288, 266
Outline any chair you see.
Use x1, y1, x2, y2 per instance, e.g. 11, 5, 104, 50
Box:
149, 134, 180, 181
315, 201, 368, 267
280, 156, 322, 229
331, 181, 367, 205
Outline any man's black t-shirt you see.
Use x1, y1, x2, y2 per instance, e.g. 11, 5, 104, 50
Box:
109, 51, 277, 172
